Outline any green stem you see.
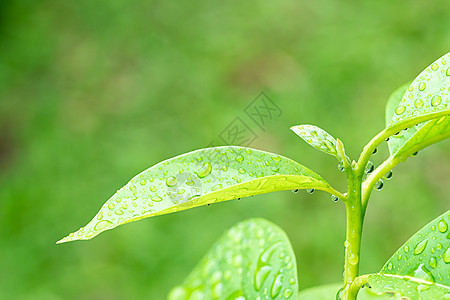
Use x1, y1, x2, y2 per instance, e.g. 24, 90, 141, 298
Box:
341, 167, 363, 300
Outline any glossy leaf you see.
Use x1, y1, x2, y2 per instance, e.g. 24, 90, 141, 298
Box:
167, 218, 298, 300
58, 146, 334, 243
385, 82, 422, 156
388, 52, 450, 128
362, 274, 450, 299
385, 81, 450, 159
290, 125, 338, 158
392, 115, 450, 160
381, 210, 450, 286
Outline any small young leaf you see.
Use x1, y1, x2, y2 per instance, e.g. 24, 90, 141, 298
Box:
58, 146, 334, 243
362, 274, 450, 299
388, 52, 450, 127
290, 125, 338, 157
167, 218, 298, 300
380, 210, 450, 286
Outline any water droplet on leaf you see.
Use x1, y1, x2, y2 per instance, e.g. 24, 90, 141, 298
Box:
414, 239, 428, 255
438, 220, 448, 233
375, 180, 384, 191
196, 162, 212, 178
365, 161, 374, 174
166, 176, 177, 187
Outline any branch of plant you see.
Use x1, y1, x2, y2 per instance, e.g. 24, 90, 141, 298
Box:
356, 111, 450, 176
361, 156, 399, 213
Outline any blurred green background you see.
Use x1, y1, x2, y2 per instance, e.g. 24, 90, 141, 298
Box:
0, 0, 449, 299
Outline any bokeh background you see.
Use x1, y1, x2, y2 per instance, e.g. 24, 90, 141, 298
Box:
1, 1, 449, 299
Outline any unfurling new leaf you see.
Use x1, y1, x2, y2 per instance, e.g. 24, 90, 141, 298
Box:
168, 219, 298, 300
290, 125, 339, 158
58, 146, 335, 243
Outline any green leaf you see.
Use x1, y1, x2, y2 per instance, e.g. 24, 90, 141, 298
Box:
385, 82, 421, 156
58, 146, 334, 243
362, 274, 450, 299
298, 283, 341, 299
385, 82, 411, 127
391, 115, 450, 160
384, 54, 450, 159
290, 125, 338, 158
380, 210, 450, 286
167, 218, 298, 300
388, 52, 450, 128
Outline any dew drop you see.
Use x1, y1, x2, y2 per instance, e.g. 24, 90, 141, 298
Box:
283, 289, 293, 297
166, 176, 177, 187
443, 248, 450, 263
412, 263, 435, 282
291, 189, 299, 193
306, 188, 315, 194
211, 184, 222, 191
108, 203, 115, 210
429, 257, 437, 268
196, 162, 212, 178
140, 180, 147, 185
384, 170, 393, 180
375, 180, 384, 191
412, 151, 419, 157
447, 67, 450, 76
372, 148, 377, 154
270, 274, 283, 297
254, 266, 271, 291
404, 245, 410, 253
414, 239, 428, 255
395, 106, 406, 115
365, 161, 374, 174
331, 195, 339, 202
418, 82, 426, 91
271, 155, 282, 162
387, 262, 393, 270
414, 99, 424, 109
438, 220, 448, 233
238, 168, 246, 174
94, 220, 113, 231
151, 196, 163, 202
431, 95, 442, 107
337, 161, 345, 172
264, 160, 270, 166
431, 63, 439, 71
150, 186, 157, 192
235, 155, 244, 162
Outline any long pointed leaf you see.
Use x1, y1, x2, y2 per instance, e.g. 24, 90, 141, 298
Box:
58, 146, 334, 243
168, 218, 298, 300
